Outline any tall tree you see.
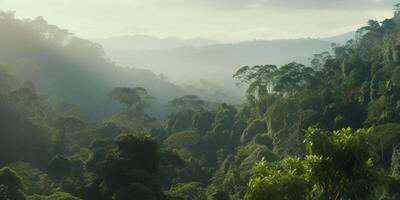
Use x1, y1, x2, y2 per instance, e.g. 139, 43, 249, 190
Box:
110, 87, 153, 116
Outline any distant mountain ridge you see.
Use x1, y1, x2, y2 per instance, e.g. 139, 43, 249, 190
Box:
93, 32, 355, 103
93, 35, 218, 51
97, 37, 335, 81
320, 31, 355, 45
94, 32, 354, 51
0, 13, 187, 119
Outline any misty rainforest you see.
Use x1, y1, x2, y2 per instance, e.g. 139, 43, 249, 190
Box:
2, 1, 400, 200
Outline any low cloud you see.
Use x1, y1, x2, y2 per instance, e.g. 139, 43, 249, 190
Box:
180, 0, 398, 11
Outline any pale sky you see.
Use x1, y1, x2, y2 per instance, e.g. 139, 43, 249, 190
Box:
0, 0, 397, 42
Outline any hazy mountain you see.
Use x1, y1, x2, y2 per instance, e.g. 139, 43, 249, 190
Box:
97, 38, 331, 99
0, 13, 186, 119
95, 32, 354, 96
321, 31, 355, 45
93, 35, 218, 51
93, 33, 355, 103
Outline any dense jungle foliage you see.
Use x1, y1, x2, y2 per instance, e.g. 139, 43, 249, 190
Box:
4, 5, 400, 200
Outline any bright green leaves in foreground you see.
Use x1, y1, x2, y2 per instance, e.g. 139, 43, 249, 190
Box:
246, 128, 381, 200
245, 157, 310, 200
304, 128, 379, 200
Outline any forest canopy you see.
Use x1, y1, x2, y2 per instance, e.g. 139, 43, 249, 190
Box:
2, 3, 400, 200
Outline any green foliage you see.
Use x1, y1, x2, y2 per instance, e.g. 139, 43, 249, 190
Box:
47, 155, 72, 180
240, 119, 266, 144
192, 110, 213, 134
0, 93, 51, 166
246, 128, 382, 200
367, 82, 400, 125
304, 127, 380, 199
84, 133, 164, 200
0, 167, 25, 190
28, 192, 82, 200
208, 190, 231, 200
245, 158, 310, 200
0, 65, 19, 95
159, 149, 185, 169
109, 87, 155, 131
253, 134, 273, 150
116, 133, 159, 173
209, 143, 278, 199
166, 182, 208, 200
110, 87, 153, 112
0, 11, 185, 119
8, 162, 51, 195
392, 144, 400, 178
0, 167, 26, 200
163, 130, 216, 184
166, 111, 194, 134
112, 183, 157, 200
164, 130, 202, 159
212, 103, 238, 148
369, 123, 400, 168
97, 122, 123, 139
234, 62, 318, 102
168, 95, 205, 112
5, 5, 400, 200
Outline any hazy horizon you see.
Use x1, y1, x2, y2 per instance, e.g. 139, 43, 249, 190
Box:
1, 2, 400, 200
0, 0, 396, 43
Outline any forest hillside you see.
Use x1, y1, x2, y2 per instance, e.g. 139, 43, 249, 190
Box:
1, 4, 400, 200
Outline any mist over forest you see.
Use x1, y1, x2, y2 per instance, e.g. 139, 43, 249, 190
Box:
95, 33, 353, 103
2, 1, 400, 200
